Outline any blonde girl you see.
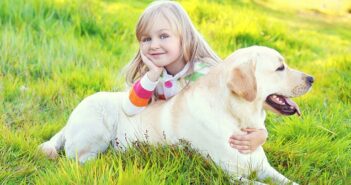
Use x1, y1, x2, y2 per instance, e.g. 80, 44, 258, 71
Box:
122, 0, 267, 154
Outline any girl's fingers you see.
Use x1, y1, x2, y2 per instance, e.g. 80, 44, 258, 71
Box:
241, 128, 258, 132
229, 143, 254, 154
140, 51, 159, 71
140, 51, 150, 62
140, 50, 163, 72
229, 135, 249, 141
140, 50, 145, 58
228, 139, 250, 146
238, 150, 252, 154
230, 144, 250, 150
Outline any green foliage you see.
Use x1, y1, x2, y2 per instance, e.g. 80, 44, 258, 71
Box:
1, 0, 350, 184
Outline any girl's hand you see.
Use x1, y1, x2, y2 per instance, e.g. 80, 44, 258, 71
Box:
140, 50, 163, 82
228, 128, 268, 154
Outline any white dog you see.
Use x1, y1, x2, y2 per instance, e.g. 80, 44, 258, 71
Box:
40, 46, 313, 184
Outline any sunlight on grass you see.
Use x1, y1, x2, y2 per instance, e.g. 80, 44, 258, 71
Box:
260, 0, 351, 16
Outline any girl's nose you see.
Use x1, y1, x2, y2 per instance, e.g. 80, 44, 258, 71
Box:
150, 39, 160, 49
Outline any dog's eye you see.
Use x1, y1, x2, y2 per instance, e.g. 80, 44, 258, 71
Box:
276, 65, 285, 71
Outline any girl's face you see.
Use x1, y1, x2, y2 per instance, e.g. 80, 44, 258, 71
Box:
140, 16, 185, 75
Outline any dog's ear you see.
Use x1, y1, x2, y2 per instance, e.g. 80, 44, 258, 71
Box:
227, 59, 257, 102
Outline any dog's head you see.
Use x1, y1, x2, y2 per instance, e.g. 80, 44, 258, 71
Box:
225, 46, 313, 116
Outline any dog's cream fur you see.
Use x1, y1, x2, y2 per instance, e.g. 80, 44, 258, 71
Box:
40, 46, 313, 184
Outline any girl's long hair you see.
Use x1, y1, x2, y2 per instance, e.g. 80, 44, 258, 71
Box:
124, 0, 221, 86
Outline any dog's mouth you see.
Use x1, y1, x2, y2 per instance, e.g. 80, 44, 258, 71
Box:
265, 94, 301, 116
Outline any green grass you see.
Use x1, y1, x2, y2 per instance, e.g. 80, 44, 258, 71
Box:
1, 0, 350, 184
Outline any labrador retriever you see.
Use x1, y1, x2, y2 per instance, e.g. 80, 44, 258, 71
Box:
40, 46, 313, 184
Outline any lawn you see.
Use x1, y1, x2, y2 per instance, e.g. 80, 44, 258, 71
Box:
1, 0, 350, 184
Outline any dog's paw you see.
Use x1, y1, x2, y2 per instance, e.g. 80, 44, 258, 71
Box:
39, 142, 59, 159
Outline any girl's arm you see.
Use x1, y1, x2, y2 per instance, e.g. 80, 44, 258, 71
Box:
122, 51, 163, 116
228, 128, 268, 154
122, 72, 160, 116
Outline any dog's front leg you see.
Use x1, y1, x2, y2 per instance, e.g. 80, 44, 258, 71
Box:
210, 145, 297, 185
256, 164, 298, 185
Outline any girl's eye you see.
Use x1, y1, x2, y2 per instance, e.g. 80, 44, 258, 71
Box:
160, 34, 169, 39
142, 37, 151, 42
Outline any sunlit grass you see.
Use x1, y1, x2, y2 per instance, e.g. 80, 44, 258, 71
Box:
1, 0, 350, 184
259, 0, 351, 16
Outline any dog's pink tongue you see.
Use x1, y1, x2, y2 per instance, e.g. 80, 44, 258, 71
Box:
286, 98, 301, 116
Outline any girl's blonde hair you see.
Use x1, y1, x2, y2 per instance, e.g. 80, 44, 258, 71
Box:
125, 0, 221, 85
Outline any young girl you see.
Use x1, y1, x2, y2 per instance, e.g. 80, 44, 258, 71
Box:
122, 1, 267, 154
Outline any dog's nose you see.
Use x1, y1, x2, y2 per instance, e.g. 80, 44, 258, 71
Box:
306, 76, 314, 85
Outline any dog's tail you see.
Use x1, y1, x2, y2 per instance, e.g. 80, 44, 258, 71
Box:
39, 127, 66, 159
